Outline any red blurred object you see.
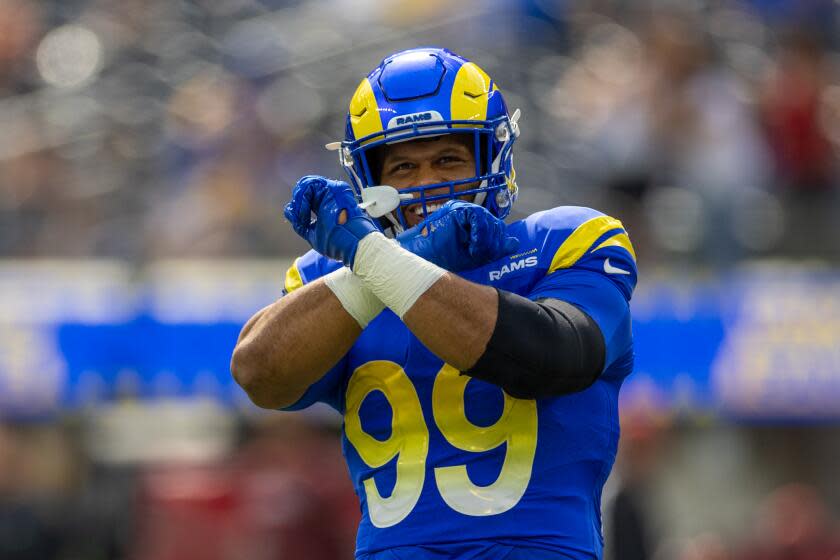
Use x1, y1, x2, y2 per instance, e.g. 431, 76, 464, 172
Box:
735, 483, 840, 560
762, 31, 835, 192
130, 417, 359, 560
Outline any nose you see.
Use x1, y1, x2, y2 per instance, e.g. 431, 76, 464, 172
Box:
413, 165, 453, 200
414, 163, 446, 188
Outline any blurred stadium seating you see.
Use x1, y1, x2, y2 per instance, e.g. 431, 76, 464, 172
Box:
1, 1, 840, 558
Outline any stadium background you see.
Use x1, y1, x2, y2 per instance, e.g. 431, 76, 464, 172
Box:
1, 0, 840, 558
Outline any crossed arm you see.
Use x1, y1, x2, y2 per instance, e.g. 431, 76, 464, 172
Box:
232, 177, 605, 409
232, 260, 606, 409
231, 272, 496, 409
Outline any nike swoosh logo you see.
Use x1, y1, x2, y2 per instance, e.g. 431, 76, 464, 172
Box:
604, 258, 631, 275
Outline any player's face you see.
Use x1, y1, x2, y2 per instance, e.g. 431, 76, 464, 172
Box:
379, 135, 478, 228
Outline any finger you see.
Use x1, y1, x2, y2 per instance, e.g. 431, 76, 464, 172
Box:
440, 199, 462, 212
489, 219, 519, 258
502, 235, 520, 255
284, 188, 307, 237
283, 199, 296, 224
451, 204, 471, 238
396, 222, 423, 242
468, 211, 493, 259
303, 176, 328, 212
428, 200, 456, 221
291, 186, 314, 237
421, 208, 452, 241
478, 214, 514, 260
326, 179, 354, 211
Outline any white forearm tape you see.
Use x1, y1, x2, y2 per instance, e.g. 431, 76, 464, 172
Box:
353, 232, 446, 319
323, 267, 385, 328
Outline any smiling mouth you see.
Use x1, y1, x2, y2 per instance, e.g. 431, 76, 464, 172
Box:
402, 200, 448, 227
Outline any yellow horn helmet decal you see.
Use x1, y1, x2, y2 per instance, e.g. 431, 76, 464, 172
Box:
349, 78, 384, 144
450, 62, 493, 124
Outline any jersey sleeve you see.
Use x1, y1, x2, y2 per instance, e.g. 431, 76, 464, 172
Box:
281, 250, 343, 295
526, 208, 637, 377
278, 250, 347, 411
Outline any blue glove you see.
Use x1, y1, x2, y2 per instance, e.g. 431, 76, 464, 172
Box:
284, 175, 381, 268
397, 201, 520, 272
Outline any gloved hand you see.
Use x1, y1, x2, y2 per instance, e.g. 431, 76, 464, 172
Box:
396, 200, 520, 272
284, 175, 381, 268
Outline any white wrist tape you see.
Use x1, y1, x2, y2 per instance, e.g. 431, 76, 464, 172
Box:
353, 232, 446, 319
324, 267, 385, 328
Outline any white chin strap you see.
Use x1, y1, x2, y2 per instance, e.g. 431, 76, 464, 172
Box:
382, 213, 404, 236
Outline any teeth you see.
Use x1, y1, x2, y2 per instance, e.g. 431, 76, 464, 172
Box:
413, 202, 444, 216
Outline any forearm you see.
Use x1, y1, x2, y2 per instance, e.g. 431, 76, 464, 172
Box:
350, 233, 606, 396
231, 279, 361, 409
405, 283, 607, 398
402, 274, 497, 370
353, 232, 497, 370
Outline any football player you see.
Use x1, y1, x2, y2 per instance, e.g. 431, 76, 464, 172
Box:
232, 47, 637, 560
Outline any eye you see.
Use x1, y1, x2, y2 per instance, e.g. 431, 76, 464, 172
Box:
387, 161, 414, 174
438, 155, 465, 165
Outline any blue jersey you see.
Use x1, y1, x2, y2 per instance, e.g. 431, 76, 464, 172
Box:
281, 207, 637, 560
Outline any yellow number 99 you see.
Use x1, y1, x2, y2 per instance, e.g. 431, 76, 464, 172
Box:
432, 364, 538, 516
344, 361, 429, 528
345, 361, 538, 524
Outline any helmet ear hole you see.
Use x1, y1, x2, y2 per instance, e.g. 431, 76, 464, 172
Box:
475, 132, 490, 177
365, 145, 385, 185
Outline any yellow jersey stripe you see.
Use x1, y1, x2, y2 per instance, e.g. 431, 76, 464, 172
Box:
592, 232, 636, 261
548, 216, 626, 273
284, 257, 304, 293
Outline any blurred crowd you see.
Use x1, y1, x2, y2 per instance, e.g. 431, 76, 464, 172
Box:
2, 406, 840, 560
676, 482, 840, 560
607, 409, 840, 560
0, 410, 359, 560
2, 1, 840, 559
0, 0, 839, 264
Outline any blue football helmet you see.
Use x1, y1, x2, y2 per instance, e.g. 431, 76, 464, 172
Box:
328, 47, 520, 233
